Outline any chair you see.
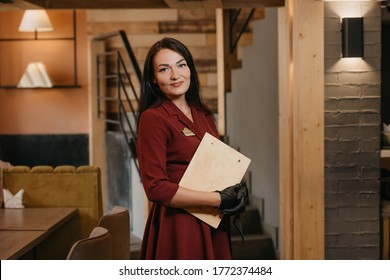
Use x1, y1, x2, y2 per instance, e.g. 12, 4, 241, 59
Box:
66, 227, 111, 260
98, 205, 130, 260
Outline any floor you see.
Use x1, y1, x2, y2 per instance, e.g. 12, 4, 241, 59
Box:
130, 233, 141, 260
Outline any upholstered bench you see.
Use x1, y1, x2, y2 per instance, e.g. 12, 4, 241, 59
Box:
2, 165, 103, 259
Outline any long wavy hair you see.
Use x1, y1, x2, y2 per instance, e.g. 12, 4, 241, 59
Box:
137, 37, 212, 128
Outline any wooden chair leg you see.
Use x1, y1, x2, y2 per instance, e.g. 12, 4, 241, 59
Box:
382, 217, 390, 260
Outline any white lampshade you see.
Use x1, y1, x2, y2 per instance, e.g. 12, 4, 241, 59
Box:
18, 10, 54, 32
17, 62, 53, 88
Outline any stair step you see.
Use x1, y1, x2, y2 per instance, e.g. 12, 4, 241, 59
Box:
229, 206, 263, 236
231, 234, 276, 260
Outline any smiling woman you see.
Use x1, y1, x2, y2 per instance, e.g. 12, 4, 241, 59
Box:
136, 37, 248, 260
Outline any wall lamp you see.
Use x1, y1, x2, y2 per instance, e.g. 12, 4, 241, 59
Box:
17, 10, 54, 88
18, 10, 53, 40
341, 17, 364, 58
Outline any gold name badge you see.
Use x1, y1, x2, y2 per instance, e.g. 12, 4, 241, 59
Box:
182, 127, 195, 136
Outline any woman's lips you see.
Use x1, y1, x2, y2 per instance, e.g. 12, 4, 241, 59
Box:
170, 81, 183, 87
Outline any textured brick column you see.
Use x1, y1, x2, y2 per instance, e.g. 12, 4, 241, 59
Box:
324, 1, 381, 259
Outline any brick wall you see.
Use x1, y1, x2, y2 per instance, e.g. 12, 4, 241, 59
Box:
324, 1, 381, 259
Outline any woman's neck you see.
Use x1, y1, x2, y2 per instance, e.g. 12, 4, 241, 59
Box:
171, 97, 189, 112
171, 98, 193, 121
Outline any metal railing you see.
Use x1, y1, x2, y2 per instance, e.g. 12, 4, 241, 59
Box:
93, 30, 141, 174
229, 8, 255, 53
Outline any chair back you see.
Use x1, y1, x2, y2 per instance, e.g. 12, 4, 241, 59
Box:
66, 227, 111, 260
98, 205, 130, 259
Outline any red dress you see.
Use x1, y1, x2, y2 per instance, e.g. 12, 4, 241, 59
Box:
136, 99, 232, 260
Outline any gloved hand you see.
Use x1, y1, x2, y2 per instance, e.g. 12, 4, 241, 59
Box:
216, 183, 242, 210
217, 183, 249, 244
218, 183, 248, 215
219, 183, 248, 216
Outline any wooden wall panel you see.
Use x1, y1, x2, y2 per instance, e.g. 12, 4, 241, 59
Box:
178, 8, 216, 20
87, 22, 159, 36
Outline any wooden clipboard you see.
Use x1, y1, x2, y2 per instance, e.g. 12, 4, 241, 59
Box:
179, 132, 251, 228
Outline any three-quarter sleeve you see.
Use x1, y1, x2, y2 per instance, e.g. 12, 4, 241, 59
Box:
136, 109, 179, 206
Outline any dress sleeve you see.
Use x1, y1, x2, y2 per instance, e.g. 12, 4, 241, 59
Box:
136, 110, 179, 206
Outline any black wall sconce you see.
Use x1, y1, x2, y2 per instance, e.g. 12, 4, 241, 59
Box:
341, 17, 364, 58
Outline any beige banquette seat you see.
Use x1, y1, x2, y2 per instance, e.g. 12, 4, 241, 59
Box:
2, 165, 103, 259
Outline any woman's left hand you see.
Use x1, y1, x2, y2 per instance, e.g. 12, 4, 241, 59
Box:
219, 184, 248, 216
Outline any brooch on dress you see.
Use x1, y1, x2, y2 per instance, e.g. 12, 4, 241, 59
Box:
182, 127, 195, 136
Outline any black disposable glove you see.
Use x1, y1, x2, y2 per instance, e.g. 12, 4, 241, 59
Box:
217, 183, 242, 211
221, 183, 248, 216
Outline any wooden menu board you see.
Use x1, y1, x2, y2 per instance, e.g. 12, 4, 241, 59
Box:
179, 132, 251, 228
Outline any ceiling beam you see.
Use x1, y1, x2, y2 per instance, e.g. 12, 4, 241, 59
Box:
222, 0, 284, 9
2, 0, 170, 9
164, 0, 222, 9
1, 0, 284, 10
0, 0, 40, 10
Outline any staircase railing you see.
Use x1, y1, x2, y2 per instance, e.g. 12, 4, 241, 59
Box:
92, 30, 141, 174
229, 8, 255, 53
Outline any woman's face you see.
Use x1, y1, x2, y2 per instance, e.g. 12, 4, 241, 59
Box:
153, 48, 191, 101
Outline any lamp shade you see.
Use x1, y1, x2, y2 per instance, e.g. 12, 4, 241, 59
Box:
18, 10, 53, 32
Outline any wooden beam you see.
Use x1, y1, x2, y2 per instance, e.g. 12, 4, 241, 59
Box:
216, 8, 226, 136
2, 0, 284, 10
278, 0, 324, 259
13, 0, 170, 9
216, 7, 255, 137
0, 0, 40, 10
165, 0, 222, 9
89, 39, 108, 212
222, 0, 284, 9
278, 0, 293, 260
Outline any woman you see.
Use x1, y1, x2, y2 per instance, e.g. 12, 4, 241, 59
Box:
136, 37, 247, 260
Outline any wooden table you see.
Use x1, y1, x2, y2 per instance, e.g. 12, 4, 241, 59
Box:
0, 207, 77, 231
0, 231, 47, 260
0, 207, 77, 260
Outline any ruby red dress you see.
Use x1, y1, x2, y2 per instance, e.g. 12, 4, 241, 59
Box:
136, 99, 232, 260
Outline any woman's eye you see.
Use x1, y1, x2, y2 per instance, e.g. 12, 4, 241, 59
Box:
179, 63, 187, 68
158, 67, 169, 72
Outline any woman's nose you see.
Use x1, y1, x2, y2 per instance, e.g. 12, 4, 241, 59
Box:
170, 69, 180, 80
